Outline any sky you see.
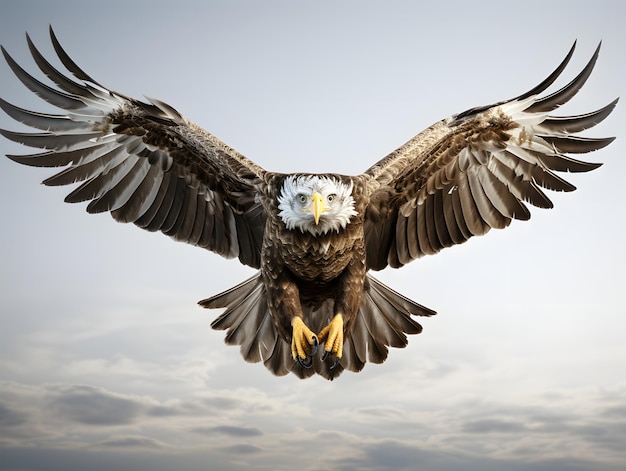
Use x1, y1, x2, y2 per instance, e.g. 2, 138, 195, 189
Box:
0, 1, 624, 470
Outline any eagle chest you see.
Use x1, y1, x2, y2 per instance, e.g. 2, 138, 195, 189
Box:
260, 175, 368, 282
263, 217, 363, 284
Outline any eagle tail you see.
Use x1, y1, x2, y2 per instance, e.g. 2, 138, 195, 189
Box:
200, 273, 290, 376
339, 275, 436, 375
199, 273, 435, 380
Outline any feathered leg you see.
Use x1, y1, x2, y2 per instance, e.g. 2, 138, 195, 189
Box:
318, 254, 365, 367
264, 268, 319, 368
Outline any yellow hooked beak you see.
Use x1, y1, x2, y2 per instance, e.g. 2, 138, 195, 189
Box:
310, 192, 326, 225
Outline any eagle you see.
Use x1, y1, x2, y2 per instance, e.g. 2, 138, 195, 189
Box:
0, 28, 617, 379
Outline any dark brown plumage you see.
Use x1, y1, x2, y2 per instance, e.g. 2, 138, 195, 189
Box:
0, 29, 617, 379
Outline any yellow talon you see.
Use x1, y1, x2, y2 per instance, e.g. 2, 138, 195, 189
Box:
318, 314, 344, 360
291, 317, 318, 367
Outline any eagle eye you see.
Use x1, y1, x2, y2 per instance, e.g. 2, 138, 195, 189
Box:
327, 194, 336, 203
297, 193, 307, 204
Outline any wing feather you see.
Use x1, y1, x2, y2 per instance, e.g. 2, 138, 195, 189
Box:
432, 190, 453, 248
186, 190, 208, 246
86, 155, 147, 213
423, 194, 442, 252
526, 43, 600, 113
450, 185, 472, 242
1, 45, 88, 111
406, 203, 421, 259
2, 28, 267, 268
416, 202, 434, 255
442, 189, 464, 245
458, 171, 490, 237
42, 145, 126, 186
394, 212, 411, 266
365, 42, 616, 269
135, 170, 177, 231
541, 100, 617, 134
112, 163, 163, 223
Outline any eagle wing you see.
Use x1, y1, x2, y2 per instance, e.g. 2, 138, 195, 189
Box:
363, 43, 617, 270
1, 28, 267, 268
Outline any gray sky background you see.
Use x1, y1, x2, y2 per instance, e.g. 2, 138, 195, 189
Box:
0, 1, 624, 470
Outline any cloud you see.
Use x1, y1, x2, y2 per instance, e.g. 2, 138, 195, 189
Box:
45, 385, 144, 426
96, 435, 167, 449
353, 406, 406, 420
1, 379, 626, 471
219, 444, 263, 454
331, 438, 624, 471
360, 440, 428, 470
462, 418, 527, 434
2, 381, 626, 450
200, 396, 245, 412
601, 405, 626, 419
146, 400, 218, 418
0, 401, 27, 427
192, 425, 263, 437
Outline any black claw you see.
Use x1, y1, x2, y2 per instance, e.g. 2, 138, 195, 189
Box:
296, 355, 313, 369
295, 336, 319, 369
321, 350, 341, 369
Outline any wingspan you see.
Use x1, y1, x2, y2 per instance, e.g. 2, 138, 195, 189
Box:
1, 27, 267, 268
364, 42, 617, 270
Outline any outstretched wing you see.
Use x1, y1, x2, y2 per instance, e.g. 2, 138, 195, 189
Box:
364, 42, 617, 270
0, 27, 267, 268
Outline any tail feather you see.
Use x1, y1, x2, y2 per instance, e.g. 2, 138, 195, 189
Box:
202, 273, 276, 364
199, 272, 435, 380
263, 337, 293, 376
342, 328, 367, 373
356, 297, 390, 363
222, 287, 264, 346
348, 314, 368, 365
368, 276, 436, 320
223, 296, 261, 346
242, 307, 278, 363
237, 299, 271, 362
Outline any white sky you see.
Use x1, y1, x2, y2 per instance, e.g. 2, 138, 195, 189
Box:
0, 1, 624, 470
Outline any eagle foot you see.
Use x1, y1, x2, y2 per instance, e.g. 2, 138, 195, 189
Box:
318, 314, 344, 367
291, 317, 319, 369
321, 350, 341, 369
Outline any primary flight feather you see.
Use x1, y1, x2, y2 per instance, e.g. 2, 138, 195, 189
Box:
1, 28, 616, 379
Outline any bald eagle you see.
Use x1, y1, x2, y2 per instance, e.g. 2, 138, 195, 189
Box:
1, 29, 617, 379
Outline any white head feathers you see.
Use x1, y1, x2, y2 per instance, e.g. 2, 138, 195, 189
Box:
277, 175, 357, 236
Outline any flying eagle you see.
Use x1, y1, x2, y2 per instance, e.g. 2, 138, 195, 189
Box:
0, 29, 617, 379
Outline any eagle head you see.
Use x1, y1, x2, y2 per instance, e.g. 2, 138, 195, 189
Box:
277, 175, 357, 235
